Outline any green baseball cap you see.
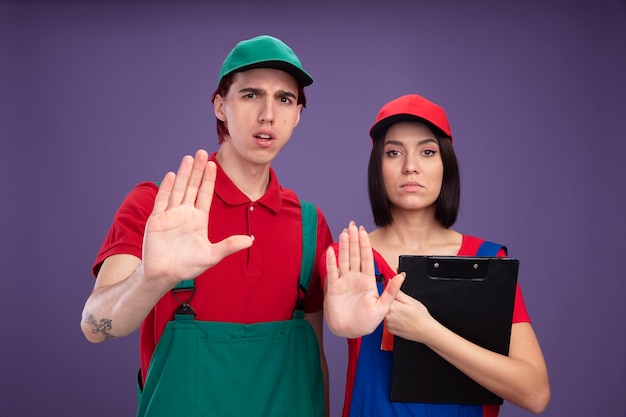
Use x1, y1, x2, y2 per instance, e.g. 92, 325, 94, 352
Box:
218, 35, 313, 87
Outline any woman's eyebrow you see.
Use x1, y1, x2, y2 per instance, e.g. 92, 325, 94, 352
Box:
384, 138, 437, 146
417, 138, 438, 146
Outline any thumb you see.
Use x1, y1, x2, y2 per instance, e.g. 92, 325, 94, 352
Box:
378, 272, 406, 307
214, 235, 254, 259
393, 290, 415, 304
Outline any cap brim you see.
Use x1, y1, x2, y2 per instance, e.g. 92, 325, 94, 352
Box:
225, 60, 313, 87
370, 114, 450, 141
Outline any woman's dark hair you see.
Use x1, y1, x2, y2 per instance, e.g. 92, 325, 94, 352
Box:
210, 72, 307, 144
367, 123, 460, 228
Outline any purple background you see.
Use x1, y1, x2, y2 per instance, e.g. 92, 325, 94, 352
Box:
1, 1, 625, 416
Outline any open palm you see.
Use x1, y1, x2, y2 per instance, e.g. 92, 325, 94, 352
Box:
324, 222, 404, 338
142, 150, 253, 287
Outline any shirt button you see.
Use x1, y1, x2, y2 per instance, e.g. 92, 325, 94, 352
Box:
249, 205, 254, 211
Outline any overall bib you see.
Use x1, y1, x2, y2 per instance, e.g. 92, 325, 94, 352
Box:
136, 201, 324, 417
348, 241, 505, 417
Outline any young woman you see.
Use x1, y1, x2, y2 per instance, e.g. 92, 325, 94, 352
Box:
323, 94, 550, 417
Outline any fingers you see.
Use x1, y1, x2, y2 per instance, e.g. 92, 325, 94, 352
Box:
167, 154, 194, 209
348, 222, 361, 273
358, 225, 374, 278
196, 161, 217, 213
166, 150, 209, 210
325, 246, 339, 284
337, 227, 350, 276
181, 149, 209, 206
337, 221, 374, 278
153, 171, 176, 215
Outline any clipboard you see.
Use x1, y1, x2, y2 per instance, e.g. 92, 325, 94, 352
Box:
390, 255, 519, 405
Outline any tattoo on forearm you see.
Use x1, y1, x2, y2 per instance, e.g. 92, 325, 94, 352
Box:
85, 313, 116, 340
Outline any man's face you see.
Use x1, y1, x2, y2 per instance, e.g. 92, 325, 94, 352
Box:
213, 67, 302, 168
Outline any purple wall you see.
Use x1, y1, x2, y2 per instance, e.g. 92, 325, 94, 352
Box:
1, 1, 625, 416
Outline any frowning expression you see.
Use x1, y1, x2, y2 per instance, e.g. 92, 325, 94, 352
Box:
213, 68, 302, 168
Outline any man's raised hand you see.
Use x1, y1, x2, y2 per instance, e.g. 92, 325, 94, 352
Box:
141, 150, 253, 288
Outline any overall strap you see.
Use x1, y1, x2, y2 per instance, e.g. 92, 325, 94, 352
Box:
172, 278, 196, 319
169, 200, 319, 320
476, 240, 508, 257
374, 259, 385, 287
293, 200, 318, 319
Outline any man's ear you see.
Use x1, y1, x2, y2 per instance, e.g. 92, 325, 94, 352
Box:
293, 103, 303, 128
213, 95, 226, 122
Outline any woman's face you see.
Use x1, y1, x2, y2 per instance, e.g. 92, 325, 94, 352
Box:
381, 121, 444, 212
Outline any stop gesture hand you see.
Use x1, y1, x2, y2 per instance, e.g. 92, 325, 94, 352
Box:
324, 221, 405, 338
141, 149, 253, 288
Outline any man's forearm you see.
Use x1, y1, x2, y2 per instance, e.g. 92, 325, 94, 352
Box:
81, 264, 171, 343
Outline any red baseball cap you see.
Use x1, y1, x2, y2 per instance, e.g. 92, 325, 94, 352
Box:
369, 94, 452, 142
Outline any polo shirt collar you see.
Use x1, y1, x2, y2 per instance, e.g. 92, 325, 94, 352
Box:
209, 152, 281, 213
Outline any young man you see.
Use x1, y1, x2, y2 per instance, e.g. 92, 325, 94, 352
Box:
81, 35, 332, 417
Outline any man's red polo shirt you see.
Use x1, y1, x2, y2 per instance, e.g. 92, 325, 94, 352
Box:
93, 153, 333, 383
